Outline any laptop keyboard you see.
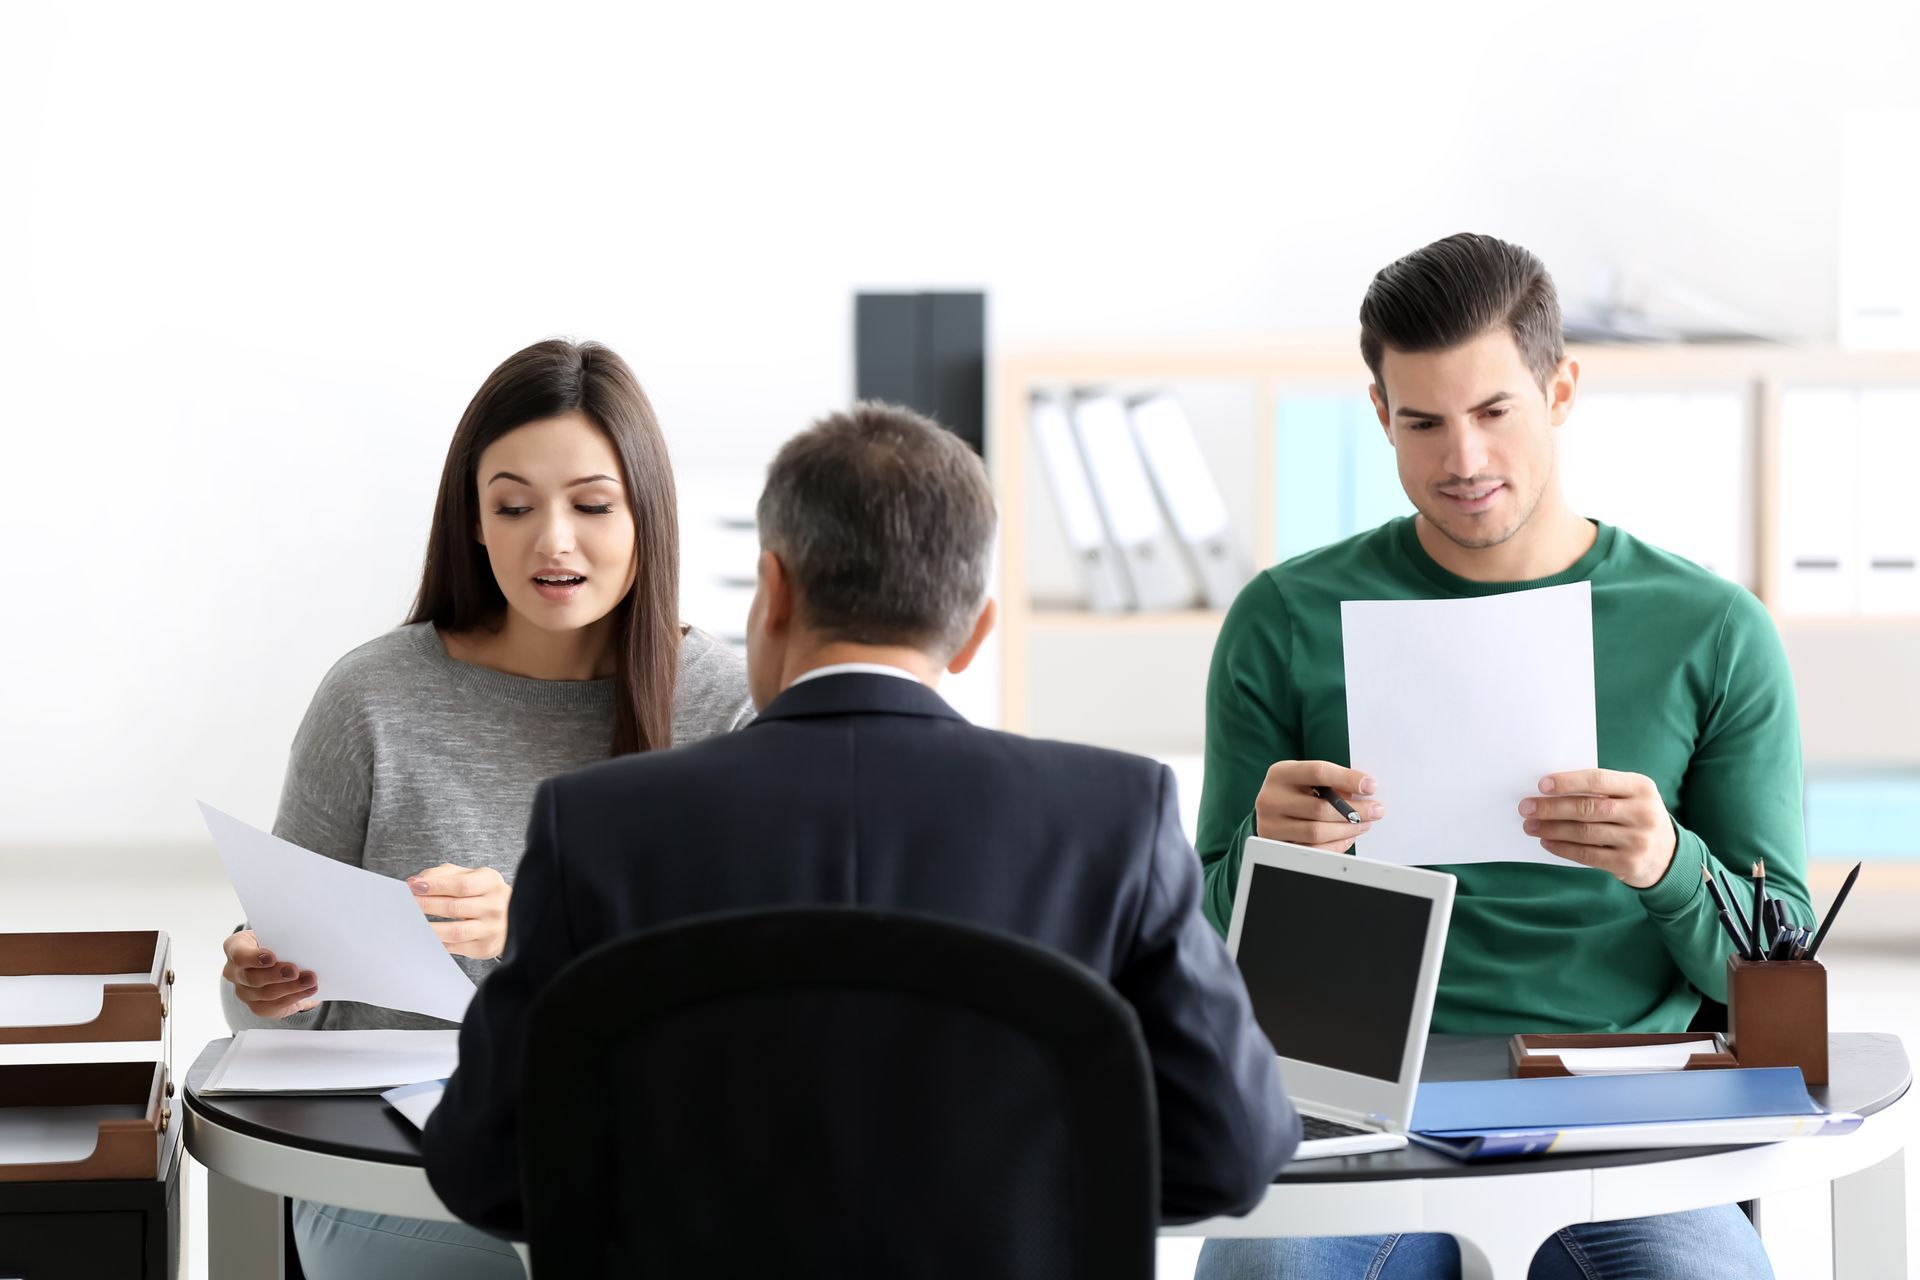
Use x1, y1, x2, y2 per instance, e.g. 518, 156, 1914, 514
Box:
1299, 1114, 1372, 1141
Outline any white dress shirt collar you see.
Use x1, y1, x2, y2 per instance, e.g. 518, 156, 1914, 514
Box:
787, 662, 924, 688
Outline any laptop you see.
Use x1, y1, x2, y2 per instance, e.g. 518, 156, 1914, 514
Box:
1225, 837, 1456, 1160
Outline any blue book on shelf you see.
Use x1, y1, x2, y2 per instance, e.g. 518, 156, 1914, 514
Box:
1410, 1067, 1862, 1160
1273, 395, 1413, 563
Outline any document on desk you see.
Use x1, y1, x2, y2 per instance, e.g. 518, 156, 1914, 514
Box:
382, 1079, 448, 1130
1342, 582, 1597, 866
198, 803, 475, 1023
1525, 1040, 1721, 1075
201, 1029, 461, 1095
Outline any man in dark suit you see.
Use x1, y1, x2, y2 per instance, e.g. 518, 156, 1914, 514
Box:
423, 402, 1299, 1235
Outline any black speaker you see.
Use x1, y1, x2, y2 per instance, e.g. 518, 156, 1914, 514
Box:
854, 291, 986, 456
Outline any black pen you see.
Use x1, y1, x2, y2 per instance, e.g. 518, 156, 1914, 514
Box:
1804, 861, 1863, 961
1717, 865, 1753, 944
1703, 865, 1755, 961
1313, 786, 1362, 824
1750, 862, 1768, 961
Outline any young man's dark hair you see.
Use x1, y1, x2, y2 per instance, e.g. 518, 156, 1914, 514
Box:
756, 401, 996, 655
1358, 232, 1565, 392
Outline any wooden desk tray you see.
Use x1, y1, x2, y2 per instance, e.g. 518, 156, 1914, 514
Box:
0, 931, 173, 1044
0, 1060, 170, 1182
1509, 1032, 1738, 1078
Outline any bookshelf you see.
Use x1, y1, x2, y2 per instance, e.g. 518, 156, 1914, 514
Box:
990, 340, 1920, 768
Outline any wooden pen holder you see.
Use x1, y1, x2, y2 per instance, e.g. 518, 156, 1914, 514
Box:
1726, 955, 1828, 1085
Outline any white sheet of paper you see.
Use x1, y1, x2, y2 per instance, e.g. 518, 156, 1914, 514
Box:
201, 1029, 461, 1094
382, 1079, 448, 1130
1342, 583, 1597, 866
198, 802, 475, 1023
0, 974, 152, 1028
1524, 1039, 1720, 1075
0, 1105, 145, 1165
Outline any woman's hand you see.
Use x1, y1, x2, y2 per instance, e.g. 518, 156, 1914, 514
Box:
221, 930, 319, 1018
408, 864, 512, 959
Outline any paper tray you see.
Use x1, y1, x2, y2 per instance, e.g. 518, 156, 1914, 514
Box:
0, 931, 173, 1044
0, 1061, 170, 1182
1509, 1032, 1737, 1078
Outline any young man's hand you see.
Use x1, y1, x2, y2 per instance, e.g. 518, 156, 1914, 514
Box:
1254, 760, 1384, 852
1520, 769, 1678, 888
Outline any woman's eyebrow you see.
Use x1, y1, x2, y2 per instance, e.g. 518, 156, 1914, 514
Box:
484, 471, 621, 486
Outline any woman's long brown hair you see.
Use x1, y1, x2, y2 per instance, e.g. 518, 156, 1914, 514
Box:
408, 339, 679, 755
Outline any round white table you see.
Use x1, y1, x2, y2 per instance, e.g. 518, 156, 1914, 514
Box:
184, 1032, 1911, 1280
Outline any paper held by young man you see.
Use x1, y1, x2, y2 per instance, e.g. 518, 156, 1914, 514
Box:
1341, 582, 1597, 867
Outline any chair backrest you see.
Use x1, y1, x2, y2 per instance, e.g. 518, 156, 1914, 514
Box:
520, 906, 1158, 1279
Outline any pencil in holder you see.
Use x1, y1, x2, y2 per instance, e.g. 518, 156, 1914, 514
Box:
1725, 955, 1828, 1085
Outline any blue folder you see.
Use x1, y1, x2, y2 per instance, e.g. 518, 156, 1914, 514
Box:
1410, 1067, 1846, 1160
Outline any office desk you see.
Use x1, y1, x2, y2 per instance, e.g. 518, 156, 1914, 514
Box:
185, 1033, 1911, 1280
1173, 1034, 1912, 1279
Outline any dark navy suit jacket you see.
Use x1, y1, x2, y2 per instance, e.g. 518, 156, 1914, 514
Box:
424, 673, 1299, 1234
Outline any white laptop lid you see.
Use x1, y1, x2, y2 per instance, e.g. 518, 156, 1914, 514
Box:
1225, 837, 1455, 1131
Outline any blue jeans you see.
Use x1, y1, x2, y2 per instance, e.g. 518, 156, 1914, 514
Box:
291, 1199, 526, 1280
1195, 1203, 1773, 1279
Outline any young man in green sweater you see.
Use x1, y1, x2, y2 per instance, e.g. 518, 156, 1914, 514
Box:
1195, 234, 1804, 1280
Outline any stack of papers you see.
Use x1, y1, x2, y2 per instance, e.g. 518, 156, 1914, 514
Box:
201, 1029, 460, 1095
1525, 1039, 1721, 1075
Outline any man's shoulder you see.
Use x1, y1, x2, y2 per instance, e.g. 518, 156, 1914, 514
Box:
1221, 519, 1410, 637
980, 724, 1171, 785
1601, 529, 1760, 625
1264, 519, 1406, 593
548, 711, 1168, 801
550, 718, 753, 794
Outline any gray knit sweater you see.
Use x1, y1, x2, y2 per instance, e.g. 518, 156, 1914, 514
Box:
221, 622, 753, 1033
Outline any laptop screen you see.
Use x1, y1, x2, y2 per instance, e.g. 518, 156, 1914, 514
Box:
1234, 862, 1434, 1083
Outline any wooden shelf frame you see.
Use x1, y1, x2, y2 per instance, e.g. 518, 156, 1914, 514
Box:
991, 339, 1920, 739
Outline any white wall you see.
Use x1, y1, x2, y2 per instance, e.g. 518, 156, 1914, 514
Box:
3, 1, 1917, 845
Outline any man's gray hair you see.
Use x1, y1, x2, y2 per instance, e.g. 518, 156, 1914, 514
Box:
756, 402, 997, 654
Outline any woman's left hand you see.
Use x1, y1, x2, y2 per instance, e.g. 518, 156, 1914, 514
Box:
407, 864, 512, 959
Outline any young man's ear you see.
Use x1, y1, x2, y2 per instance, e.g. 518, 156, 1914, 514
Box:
1547, 357, 1580, 427
946, 598, 999, 676
1370, 384, 1392, 439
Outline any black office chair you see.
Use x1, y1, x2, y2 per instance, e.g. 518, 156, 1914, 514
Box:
519, 906, 1159, 1279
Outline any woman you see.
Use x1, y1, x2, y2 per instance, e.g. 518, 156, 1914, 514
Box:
219, 339, 752, 1278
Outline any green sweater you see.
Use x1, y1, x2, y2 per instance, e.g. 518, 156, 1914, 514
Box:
1199, 517, 1810, 1034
